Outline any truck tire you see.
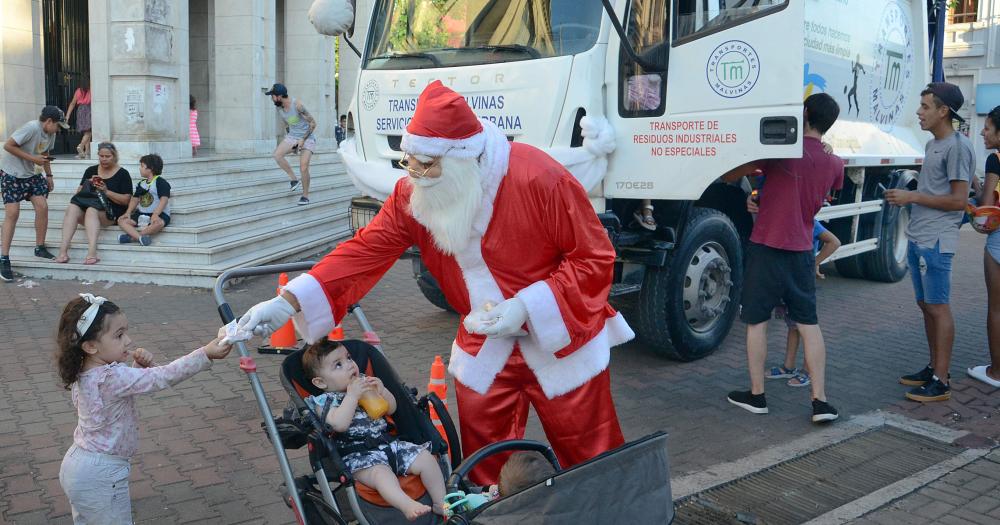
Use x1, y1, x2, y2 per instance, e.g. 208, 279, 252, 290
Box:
636, 208, 742, 361
413, 258, 455, 312
861, 175, 911, 282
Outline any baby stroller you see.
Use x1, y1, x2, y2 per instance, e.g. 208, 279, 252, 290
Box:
443, 433, 673, 525
216, 263, 463, 525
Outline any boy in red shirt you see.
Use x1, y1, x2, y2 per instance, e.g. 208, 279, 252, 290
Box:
722, 93, 844, 423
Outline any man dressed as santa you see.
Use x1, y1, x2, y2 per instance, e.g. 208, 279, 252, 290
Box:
235, 80, 634, 484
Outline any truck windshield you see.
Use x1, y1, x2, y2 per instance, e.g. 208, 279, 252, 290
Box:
365, 0, 603, 70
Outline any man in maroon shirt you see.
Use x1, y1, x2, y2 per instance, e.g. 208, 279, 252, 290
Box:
722, 93, 844, 423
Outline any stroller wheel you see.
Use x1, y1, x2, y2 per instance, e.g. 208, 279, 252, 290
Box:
297, 491, 348, 525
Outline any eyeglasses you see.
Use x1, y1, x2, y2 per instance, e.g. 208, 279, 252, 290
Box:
399, 148, 452, 179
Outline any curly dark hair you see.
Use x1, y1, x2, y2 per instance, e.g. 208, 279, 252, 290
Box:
987, 106, 1000, 135
55, 296, 121, 389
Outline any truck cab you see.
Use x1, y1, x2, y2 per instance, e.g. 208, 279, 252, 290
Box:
340, 0, 931, 361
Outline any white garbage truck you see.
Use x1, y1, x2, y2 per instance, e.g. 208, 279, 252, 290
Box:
332, 0, 944, 361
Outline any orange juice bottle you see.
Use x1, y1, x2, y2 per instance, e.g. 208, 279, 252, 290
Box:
358, 390, 389, 420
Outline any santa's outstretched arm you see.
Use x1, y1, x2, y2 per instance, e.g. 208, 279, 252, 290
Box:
514, 174, 616, 353
284, 185, 414, 342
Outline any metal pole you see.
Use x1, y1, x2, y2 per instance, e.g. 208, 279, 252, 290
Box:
214, 262, 316, 524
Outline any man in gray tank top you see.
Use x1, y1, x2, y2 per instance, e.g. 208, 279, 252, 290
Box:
266, 83, 318, 205
885, 82, 974, 403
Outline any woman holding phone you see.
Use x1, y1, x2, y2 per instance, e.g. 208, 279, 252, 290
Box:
54, 142, 133, 265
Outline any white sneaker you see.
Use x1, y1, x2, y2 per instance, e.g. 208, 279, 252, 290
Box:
289, 180, 301, 192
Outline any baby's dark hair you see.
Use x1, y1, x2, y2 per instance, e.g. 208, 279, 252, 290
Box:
55, 296, 121, 389
139, 153, 163, 175
498, 451, 556, 497
302, 337, 342, 383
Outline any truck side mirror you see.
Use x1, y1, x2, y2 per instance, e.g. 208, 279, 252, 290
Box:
308, 0, 357, 37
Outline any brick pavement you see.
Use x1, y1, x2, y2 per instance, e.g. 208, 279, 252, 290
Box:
849, 450, 1000, 525
0, 230, 997, 524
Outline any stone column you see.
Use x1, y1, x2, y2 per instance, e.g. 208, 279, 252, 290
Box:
282, 0, 335, 151
189, 0, 214, 151
89, 0, 190, 160
212, 0, 277, 154
0, 0, 46, 137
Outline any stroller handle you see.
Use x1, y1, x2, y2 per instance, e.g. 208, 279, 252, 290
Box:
214, 262, 316, 524
446, 439, 560, 493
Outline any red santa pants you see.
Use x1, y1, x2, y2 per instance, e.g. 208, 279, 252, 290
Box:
453, 350, 625, 485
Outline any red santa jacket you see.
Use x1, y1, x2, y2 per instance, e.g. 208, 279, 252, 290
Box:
285, 143, 633, 398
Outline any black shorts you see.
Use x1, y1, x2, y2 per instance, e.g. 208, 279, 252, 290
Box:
740, 242, 818, 325
1, 172, 48, 204
131, 210, 171, 227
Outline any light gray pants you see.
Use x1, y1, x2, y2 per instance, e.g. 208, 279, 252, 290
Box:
59, 444, 133, 524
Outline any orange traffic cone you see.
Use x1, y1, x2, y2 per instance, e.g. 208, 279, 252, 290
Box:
328, 324, 345, 341
259, 273, 300, 355
427, 356, 450, 450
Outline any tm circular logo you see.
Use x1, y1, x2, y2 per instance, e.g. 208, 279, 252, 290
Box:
706, 40, 760, 98
869, 1, 913, 131
361, 79, 379, 111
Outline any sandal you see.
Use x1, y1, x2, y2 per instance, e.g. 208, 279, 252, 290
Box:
766, 366, 798, 379
83, 256, 100, 265
633, 204, 657, 231
788, 372, 811, 387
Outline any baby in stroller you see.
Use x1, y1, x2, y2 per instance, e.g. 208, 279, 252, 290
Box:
302, 338, 447, 520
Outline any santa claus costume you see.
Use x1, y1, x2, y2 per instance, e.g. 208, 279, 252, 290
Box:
273, 81, 632, 484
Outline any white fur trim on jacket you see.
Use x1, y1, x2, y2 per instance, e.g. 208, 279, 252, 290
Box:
308, 0, 355, 36
342, 117, 615, 201
338, 138, 402, 200
545, 116, 616, 193
284, 273, 335, 344
449, 312, 634, 398
515, 281, 571, 354
402, 130, 487, 159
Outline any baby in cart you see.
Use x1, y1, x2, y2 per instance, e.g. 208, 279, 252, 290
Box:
302, 339, 447, 520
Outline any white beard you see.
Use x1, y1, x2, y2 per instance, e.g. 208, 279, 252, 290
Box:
408, 157, 483, 255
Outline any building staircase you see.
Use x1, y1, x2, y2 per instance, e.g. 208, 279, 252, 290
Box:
0, 151, 355, 287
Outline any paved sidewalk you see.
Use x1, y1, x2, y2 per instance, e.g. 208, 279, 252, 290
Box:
849, 450, 1000, 525
0, 229, 997, 524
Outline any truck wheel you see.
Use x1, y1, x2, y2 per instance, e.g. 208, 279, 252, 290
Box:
413, 258, 455, 312
636, 208, 742, 361
861, 177, 911, 282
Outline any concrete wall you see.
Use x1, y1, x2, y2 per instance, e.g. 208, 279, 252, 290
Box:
0, 0, 46, 138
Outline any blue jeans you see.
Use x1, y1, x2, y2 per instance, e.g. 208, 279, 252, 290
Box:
907, 241, 954, 304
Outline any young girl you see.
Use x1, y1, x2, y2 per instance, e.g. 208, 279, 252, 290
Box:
66, 77, 92, 159
189, 95, 201, 156
969, 105, 1000, 388
56, 294, 232, 523
302, 339, 446, 521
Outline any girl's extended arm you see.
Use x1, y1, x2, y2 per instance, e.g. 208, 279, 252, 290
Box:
103, 347, 211, 397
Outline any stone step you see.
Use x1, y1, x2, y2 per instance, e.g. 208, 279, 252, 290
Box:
7, 200, 352, 266
6, 176, 355, 227
5, 151, 358, 287
45, 153, 344, 187
6, 223, 347, 288
6, 184, 357, 246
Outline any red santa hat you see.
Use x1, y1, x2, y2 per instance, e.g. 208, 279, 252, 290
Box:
401, 80, 486, 159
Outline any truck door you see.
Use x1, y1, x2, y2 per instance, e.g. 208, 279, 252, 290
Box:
604, 0, 805, 201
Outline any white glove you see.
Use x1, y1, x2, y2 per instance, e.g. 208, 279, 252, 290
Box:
235, 296, 297, 338
471, 297, 528, 338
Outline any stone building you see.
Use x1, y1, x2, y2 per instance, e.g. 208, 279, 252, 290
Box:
0, 0, 338, 159
943, 0, 1000, 170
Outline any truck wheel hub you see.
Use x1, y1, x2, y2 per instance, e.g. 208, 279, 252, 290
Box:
682, 242, 732, 333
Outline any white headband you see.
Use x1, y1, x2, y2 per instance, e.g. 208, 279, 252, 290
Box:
76, 293, 108, 337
